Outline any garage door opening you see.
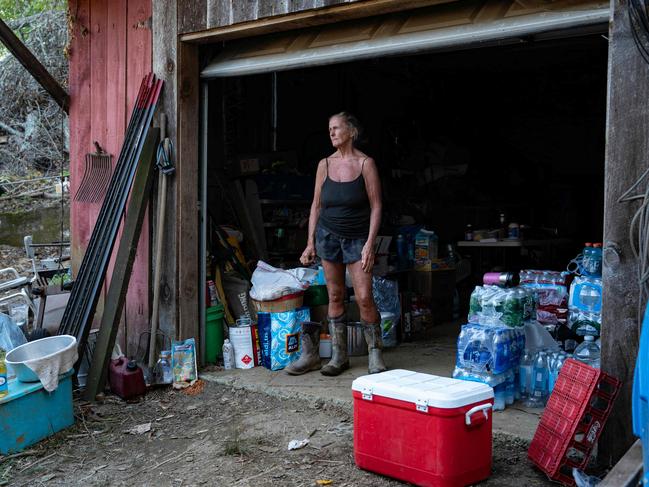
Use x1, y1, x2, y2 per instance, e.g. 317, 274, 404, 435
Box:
197, 30, 607, 434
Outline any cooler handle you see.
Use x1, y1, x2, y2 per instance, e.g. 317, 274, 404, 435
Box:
465, 403, 491, 426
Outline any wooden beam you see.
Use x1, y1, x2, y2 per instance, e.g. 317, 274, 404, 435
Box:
152, 0, 178, 342
83, 129, 158, 401
181, 0, 456, 42
176, 41, 200, 343
0, 16, 69, 113
600, 0, 649, 466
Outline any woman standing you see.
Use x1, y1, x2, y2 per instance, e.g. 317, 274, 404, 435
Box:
286, 112, 386, 376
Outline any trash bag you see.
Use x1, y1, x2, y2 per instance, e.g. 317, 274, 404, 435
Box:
249, 261, 313, 301
0, 312, 27, 352
222, 273, 252, 319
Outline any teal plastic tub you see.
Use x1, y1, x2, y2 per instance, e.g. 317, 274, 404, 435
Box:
0, 370, 74, 454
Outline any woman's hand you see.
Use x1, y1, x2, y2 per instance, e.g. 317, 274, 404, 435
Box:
300, 244, 316, 266
361, 241, 375, 273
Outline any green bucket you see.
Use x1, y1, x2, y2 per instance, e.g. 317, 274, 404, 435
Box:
206, 304, 225, 363
304, 285, 329, 306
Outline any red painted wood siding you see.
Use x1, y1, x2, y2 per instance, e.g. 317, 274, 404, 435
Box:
68, 0, 152, 356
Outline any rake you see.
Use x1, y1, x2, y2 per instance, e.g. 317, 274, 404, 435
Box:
74, 141, 113, 203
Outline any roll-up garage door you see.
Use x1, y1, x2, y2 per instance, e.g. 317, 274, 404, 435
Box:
201, 0, 609, 79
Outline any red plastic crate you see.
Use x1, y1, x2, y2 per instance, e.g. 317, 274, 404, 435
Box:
528, 359, 621, 486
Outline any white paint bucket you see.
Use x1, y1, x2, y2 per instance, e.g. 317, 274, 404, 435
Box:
228, 326, 255, 369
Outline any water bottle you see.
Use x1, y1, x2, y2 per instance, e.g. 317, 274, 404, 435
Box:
396, 234, 408, 269
505, 369, 515, 405
574, 335, 601, 368
547, 353, 558, 393
154, 350, 173, 385
493, 382, 506, 411
519, 349, 534, 400
582, 243, 593, 275
591, 243, 602, 277
494, 330, 509, 374
223, 339, 235, 370
527, 351, 549, 407
514, 368, 521, 400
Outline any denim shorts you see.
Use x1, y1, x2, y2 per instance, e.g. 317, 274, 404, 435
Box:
315, 225, 365, 264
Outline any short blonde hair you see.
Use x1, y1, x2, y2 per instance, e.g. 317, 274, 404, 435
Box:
330, 111, 362, 142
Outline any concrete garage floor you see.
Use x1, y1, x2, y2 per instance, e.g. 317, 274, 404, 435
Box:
202, 321, 542, 442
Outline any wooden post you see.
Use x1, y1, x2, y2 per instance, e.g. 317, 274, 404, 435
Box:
152, 0, 179, 342
0, 17, 69, 113
600, 0, 649, 466
177, 41, 200, 343
84, 129, 158, 401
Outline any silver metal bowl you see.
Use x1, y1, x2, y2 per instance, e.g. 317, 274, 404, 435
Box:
6, 335, 77, 382
347, 322, 368, 357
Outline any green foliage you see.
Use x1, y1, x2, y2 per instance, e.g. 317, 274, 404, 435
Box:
0, 0, 65, 22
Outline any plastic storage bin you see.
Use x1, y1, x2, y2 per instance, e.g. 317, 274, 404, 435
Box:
352, 369, 494, 487
633, 303, 649, 485
0, 370, 74, 454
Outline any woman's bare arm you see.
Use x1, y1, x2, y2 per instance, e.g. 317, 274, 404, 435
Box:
361, 158, 382, 272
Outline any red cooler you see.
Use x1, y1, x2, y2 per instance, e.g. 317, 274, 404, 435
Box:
352, 369, 493, 487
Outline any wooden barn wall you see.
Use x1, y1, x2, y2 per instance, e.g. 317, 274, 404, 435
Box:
178, 0, 366, 33
68, 0, 152, 355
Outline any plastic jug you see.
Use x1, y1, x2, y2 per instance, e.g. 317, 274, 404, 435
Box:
109, 357, 146, 399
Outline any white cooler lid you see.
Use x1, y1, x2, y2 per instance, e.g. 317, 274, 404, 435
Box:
352, 369, 493, 409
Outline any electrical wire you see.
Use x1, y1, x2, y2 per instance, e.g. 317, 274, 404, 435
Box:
625, 0, 649, 320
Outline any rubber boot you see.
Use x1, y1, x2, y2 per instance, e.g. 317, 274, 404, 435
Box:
321, 315, 349, 376
286, 321, 322, 375
362, 321, 387, 374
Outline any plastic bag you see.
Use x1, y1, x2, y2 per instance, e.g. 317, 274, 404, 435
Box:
524, 320, 560, 352
373, 277, 400, 347
249, 261, 313, 301
222, 273, 252, 319
573, 468, 600, 487
0, 313, 27, 352
171, 338, 198, 388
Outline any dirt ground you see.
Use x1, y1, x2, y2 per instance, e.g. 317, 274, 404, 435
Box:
1, 380, 553, 487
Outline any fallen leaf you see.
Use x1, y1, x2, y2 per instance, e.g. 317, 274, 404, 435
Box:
315, 481, 333, 486
124, 423, 152, 435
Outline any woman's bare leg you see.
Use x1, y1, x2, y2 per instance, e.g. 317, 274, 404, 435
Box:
347, 261, 380, 323
321, 259, 349, 376
348, 261, 387, 374
322, 259, 345, 318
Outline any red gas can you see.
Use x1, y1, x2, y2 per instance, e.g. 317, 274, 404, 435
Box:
352, 369, 494, 487
109, 358, 146, 400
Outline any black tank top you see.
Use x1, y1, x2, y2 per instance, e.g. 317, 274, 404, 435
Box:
318, 158, 370, 239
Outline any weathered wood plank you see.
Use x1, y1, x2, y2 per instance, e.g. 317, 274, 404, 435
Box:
152, 0, 178, 342
600, 0, 649, 466
177, 41, 200, 343
206, 0, 232, 30
232, 0, 258, 24
89, 0, 109, 333
84, 129, 158, 402
124, 0, 153, 356
185, 0, 455, 41
258, 0, 289, 18
68, 0, 91, 276
178, 0, 207, 34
